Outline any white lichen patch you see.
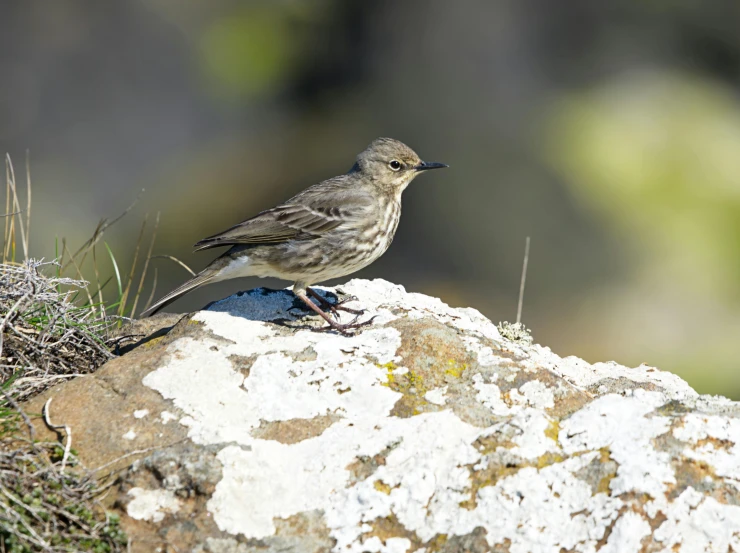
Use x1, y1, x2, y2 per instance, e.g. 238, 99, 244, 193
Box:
524, 346, 697, 401
334, 279, 503, 341
560, 390, 675, 497
363, 537, 411, 553
475, 455, 622, 551
127, 487, 181, 523
122, 429, 137, 441
651, 487, 740, 552
599, 511, 651, 553
133, 408, 149, 419
673, 414, 740, 487
510, 380, 555, 410
160, 410, 177, 424
138, 279, 740, 552
424, 386, 447, 405
325, 411, 482, 549
462, 335, 507, 368
472, 373, 511, 416
503, 409, 560, 460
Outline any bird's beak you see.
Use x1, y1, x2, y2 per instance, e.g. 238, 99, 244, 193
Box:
415, 161, 449, 172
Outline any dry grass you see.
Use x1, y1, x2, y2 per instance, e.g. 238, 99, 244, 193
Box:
0, 261, 115, 404
0, 154, 191, 551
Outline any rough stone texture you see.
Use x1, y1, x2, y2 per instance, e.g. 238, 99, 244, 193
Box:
24, 279, 740, 553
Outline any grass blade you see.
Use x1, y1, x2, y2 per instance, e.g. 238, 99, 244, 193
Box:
104, 242, 123, 303
131, 212, 159, 318
118, 215, 147, 317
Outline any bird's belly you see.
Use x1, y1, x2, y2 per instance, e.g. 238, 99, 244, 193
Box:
259, 228, 392, 284
254, 200, 401, 285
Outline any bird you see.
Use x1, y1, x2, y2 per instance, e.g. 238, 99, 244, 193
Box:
141, 138, 448, 334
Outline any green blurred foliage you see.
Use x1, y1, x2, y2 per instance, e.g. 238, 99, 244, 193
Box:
199, 4, 316, 99
547, 72, 740, 301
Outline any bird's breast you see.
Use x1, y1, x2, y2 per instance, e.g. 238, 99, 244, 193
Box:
347, 199, 401, 264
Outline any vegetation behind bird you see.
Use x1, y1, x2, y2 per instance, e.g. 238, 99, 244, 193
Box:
0, 155, 189, 553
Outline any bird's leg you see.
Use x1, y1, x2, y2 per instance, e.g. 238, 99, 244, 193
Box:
306, 287, 364, 316
295, 290, 375, 336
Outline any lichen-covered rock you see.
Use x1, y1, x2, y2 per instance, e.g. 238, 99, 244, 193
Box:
24, 279, 740, 552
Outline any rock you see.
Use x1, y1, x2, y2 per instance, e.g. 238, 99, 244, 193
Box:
24, 279, 740, 553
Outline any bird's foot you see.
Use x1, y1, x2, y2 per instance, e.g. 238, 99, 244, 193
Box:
296, 289, 374, 336
307, 288, 365, 319
318, 314, 378, 336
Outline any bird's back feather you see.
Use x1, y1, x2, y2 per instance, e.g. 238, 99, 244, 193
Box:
193, 175, 375, 251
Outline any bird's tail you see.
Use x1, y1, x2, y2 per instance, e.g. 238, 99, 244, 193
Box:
140, 272, 216, 318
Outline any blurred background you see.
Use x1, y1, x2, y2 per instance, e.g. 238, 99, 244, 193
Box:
1, 0, 739, 397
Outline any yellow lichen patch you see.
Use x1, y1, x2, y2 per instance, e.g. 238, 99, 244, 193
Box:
695, 436, 734, 451
544, 419, 560, 443
379, 362, 433, 418
360, 514, 450, 552
360, 513, 423, 550
425, 534, 449, 552
536, 452, 565, 470
379, 362, 399, 387
459, 462, 523, 510
597, 473, 615, 495
390, 317, 475, 382
596, 447, 617, 494
143, 336, 165, 349
444, 359, 467, 379
462, 450, 568, 510
374, 480, 392, 495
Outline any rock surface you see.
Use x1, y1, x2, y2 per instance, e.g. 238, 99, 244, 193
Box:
25, 279, 740, 553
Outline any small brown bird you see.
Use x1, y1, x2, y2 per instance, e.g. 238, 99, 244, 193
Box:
141, 138, 447, 334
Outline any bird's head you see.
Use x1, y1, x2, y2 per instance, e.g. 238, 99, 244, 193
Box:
352, 137, 447, 193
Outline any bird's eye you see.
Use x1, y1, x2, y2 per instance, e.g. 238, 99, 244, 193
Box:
389, 160, 402, 171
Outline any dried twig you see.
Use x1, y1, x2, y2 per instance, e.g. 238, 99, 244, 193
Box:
43, 397, 72, 473
151, 254, 196, 277
4, 155, 29, 260
516, 236, 530, 325
91, 438, 188, 475
25, 151, 32, 260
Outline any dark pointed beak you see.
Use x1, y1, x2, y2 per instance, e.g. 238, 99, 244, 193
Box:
415, 161, 449, 172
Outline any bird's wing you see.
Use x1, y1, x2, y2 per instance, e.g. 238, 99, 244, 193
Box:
193, 181, 374, 251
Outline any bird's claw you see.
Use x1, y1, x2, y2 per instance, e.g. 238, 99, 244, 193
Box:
334, 295, 363, 313
308, 289, 365, 317
317, 315, 377, 336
